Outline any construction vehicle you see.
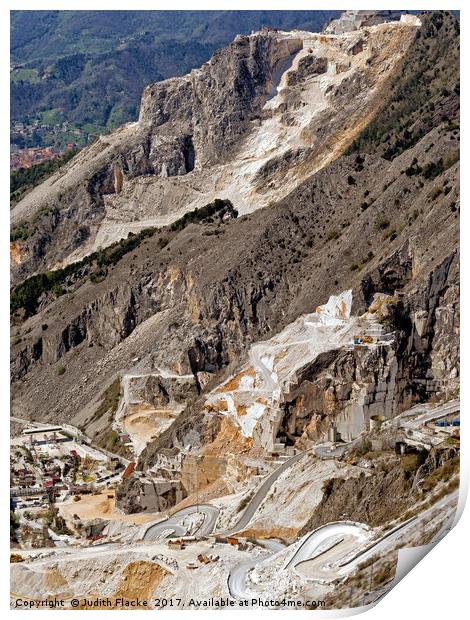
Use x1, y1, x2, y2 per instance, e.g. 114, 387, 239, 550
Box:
369, 294, 397, 322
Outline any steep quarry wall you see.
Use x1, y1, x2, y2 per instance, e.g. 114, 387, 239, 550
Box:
117, 474, 185, 514
280, 345, 399, 445
202, 290, 359, 452
10, 14, 459, 522
180, 455, 227, 496
324, 10, 403, 34
11, 18, 419, 281
278, 252, 459, 448
139, 34, 303, 166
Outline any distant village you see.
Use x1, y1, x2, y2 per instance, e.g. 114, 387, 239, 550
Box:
10, 118, 92, 170
10, 423, 133, 547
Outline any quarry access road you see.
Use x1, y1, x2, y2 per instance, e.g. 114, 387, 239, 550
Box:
285, 522, 371, 570
295, 489, 459, 584
220, 450, 309, 536
141, 450, 310, 540
142, 504, 219, 541
402, 400, 460, 429
228, 489, 459, 600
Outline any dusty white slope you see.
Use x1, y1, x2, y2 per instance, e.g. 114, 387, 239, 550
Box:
204, 291, 361, 450
11, 18, 419, 265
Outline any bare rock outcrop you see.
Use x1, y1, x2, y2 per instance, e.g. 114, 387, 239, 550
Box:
324, 10, 402, 35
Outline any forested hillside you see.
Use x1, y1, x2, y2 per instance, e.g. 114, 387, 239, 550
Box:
10, 10, 339, 142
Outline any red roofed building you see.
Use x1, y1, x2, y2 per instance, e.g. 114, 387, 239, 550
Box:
122, 462, 135, 480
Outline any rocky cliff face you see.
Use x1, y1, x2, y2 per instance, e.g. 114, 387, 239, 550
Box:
10, 12, 459, 515
139, 34, 302, 166
278, 257, 460, 449
11, 18, 419, 282
10, 33, 301, 281
324, 10, 404, 35
300, 444, 458, 532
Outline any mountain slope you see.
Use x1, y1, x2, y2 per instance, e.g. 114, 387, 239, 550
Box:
10, 10, 340, 137
11, 17, 420, 283
10, 11, 459, 516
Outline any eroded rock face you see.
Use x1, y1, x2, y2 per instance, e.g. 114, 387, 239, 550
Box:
116, 474, 185, 514
12, 281, 159, 379
324, 10, 402, 35
10, 13, 459, 516
280, 345, 399, 445
409, 252, 460, 388
139, 34, 303, 167
277, 251, 459, 448
129, 374, 198, 408
11, 18, 419, 282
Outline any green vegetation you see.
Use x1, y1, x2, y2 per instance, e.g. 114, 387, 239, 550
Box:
10, 222, 34, 242
237, 491, 254, 512
383, 229, 397, 241
99, 430, 120, 450
350, 251, 374, 272
347, 11, 459, 161
11, 227, 156, 317
96, 429, 132, 459
354, 154, 365, 171
423, 160, 444, 179
11, 205, 54, 242
90, 379, 122, 425
39, 108, 65, 126
56, 366, 66, 376
10, 67, 41, 83
170, 198, 236, 232
400, 449, 428, 479
430, 186, 443, 201
351, 439, 372, 459
373, 561, 395, 586
42, 507, 73, 536
11, 10, 339, 141
420, 455, 459, 492
377, 218, 390, 230
325, 230, 341, 242
10, 148, 78, 206
96, 227, 156, 267
107, 103, 130, 129
90, 379, 133, 457
405, 152, 459, 181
